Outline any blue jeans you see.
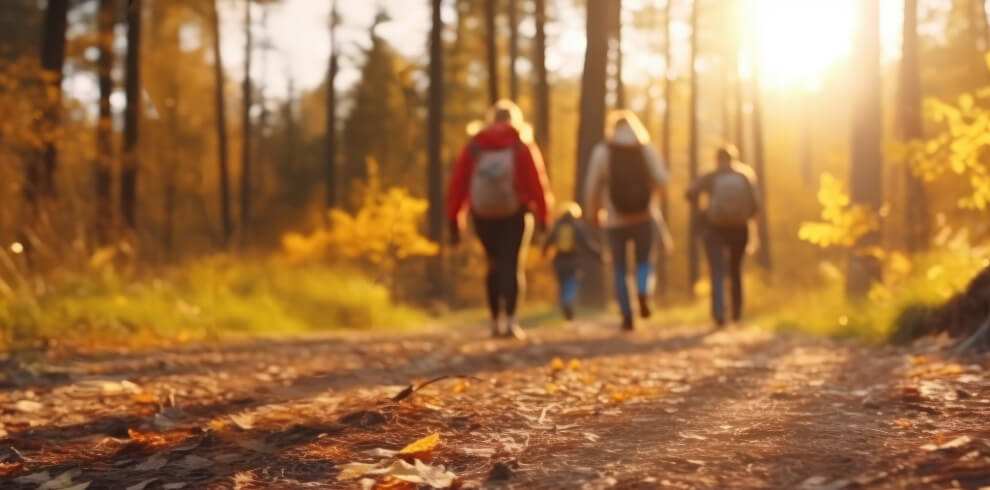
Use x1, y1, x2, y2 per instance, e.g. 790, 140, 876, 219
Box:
703, 224, 749, 323
607, 221, 655, 317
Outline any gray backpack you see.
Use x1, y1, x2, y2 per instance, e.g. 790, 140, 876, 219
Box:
470, 141, 522, 218
707, 170, 756, 227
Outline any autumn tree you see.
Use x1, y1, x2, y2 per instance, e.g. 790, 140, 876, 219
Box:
847, 0, 884, 295
95, 0, 115, 244
210, 0, 233, 246
240, 0, 254, 242
120, 0, 142, 232
533, 0, 550, 164
31, 0, 68, 209
326, 1, 340, 210
749, 10, 772, 270
485, 0, 499, 103
901, 0, 928, 252
508, 0, 519, 101
687, 0, 700, 287
428, 0, 445, 289
575, 0, 609, 305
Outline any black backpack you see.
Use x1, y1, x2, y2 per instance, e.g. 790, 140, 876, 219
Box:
607, 144, 653, 214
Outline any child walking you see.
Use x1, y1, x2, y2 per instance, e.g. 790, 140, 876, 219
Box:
543, 202, 601, 320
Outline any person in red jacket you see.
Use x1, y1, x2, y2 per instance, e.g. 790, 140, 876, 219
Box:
448, 100, 553, 339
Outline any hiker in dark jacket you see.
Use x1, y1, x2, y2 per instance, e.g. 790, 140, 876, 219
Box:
447, 100, 554, 339
686, 145, 761, 327
584, 111, 671, 331
543, 202, 601, 321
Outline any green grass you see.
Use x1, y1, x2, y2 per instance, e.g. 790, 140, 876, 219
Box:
0, 257, 427, 351
649, 249, 990, 343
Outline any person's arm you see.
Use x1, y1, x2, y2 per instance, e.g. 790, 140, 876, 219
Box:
745, 168, 763, 217
576, 221, 603, 257
446, 142, 475, 236
517, 142, 553, 228
685, 172, 714, 203
542, 220, 561, 256
583, 145, 608, 227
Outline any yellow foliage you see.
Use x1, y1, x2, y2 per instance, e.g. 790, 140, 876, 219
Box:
397, 433, 440, 457
282, 186, 438, 276
798, 173, 879, 248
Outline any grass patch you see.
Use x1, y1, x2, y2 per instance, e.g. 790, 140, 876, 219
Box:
0, 257, 427, 352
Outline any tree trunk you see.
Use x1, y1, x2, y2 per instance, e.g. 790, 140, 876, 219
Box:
326, 0, 339, 210
508, 0, 519, 101
733, 0, 747, 161
847, 0, 884, 296
30, 0, 68, 208
973, 0, 990, 53
534, 0, 551, 169
240, 0, 252, 243
95, 0, 115, 245
210, 0, 233, 246
612, 0, 625, 109
750, 18, 772, 270
576, 0, 609, 307
428, 0, 446, 293
687, 0, 701, 289
121, 0, 142, 232
901, 0, 929, 253
658, 0, 672, 299
485, 0, 499, 104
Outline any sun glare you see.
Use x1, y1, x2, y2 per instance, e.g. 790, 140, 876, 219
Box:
753, 0, 856, 90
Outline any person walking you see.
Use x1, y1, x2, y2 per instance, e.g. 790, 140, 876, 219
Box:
447, 100, 553, 339
686, 145, 761, 327
543, 202, 601, 321
584, 111, 671, 331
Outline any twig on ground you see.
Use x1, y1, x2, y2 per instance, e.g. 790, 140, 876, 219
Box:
391, 375, 483, 402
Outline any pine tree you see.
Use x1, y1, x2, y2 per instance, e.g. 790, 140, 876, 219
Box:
210, 0, 233, 246
121, 0, 142, 232
95, 0, 115, 244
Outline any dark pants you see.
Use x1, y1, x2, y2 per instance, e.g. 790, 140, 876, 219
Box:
474, 211, 529, 318
606, 220, 655, 317
703, 224, 748, 323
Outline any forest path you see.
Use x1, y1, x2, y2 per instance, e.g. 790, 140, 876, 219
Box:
1, 322, 990, 489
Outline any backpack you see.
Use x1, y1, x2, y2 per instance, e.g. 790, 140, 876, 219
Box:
555, 221, 576, 253
469, 140, 522, 218
607, 144, 653, 215
707, 169, 756, 227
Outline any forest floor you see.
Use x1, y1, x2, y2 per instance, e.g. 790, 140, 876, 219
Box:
1, 321, 990, 489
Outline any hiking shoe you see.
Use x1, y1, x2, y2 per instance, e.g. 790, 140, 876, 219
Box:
563, 305, 575, 321
506, 323, 528, 341
621, 315, 635, 331
490, 318, 503, 338
638, 294, 652, 319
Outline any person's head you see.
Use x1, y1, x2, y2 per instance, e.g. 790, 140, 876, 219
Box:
716, 144, 738, 168
486, 99, 533, 142
558, 201, 582, 220
605, 110, 650, 145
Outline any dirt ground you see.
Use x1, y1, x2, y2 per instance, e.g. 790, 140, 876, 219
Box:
1, 322, 989, 489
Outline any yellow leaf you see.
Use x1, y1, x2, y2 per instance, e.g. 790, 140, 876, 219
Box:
568, 359, 583, 371
397, 433, 440, 457
936, 433, 945, 446
909, 356, 927, 366
545, 383, 561, 395
134, 393, 156, 405
452, 381, 470, 394
550, 357, 564, 372
892, 419, 913, 428
581, 374, 596, 386
936, 363, 963, 376
209, 419, 227, 432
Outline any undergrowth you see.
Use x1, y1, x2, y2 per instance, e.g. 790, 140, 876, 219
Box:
0, 257, 427, 352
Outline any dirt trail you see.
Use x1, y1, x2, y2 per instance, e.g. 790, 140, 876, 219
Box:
1, 323, 989, 489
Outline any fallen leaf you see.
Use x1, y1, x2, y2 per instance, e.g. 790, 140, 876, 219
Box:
162, 483, 188, 490
208, 418, 227, 432
178, 455, 212, 470
936, 363, 963, 376
372, 476, 417, 489
126, 479, 158, 490
38, 469, 86, 490
134, 453, 169, 472
909, 356, 927, 366
452, 381, 470, 394
15, 400, 43, 413
229, 413, 255, 430
128, 429, 167, 447
134, 393, 156, 405
545, 383, 561, 395
339, 462, 381, 481
153, 413, 178, 431
14, 471, 51, 484
398, 433, 440, 459
568, 359, 582, 371
0, 461, 23, 477
550, 357, 565, 372
892, 419, 912, 428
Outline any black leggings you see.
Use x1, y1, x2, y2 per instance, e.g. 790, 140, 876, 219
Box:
473, 211, 530, 318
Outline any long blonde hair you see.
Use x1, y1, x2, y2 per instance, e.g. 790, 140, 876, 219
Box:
605, 109, 651, 145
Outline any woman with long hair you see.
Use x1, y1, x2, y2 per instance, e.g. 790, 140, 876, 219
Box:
584, 110, 671, 330
447, 100, 553, 339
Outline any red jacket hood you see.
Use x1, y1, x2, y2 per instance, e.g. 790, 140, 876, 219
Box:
473, 122, 521, 149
